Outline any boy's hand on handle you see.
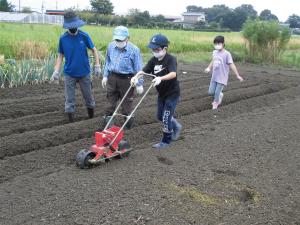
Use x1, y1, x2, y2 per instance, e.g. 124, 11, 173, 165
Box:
102, 77, 108, 89
94, 65, 101, 77
152, 77, 161, 87
204, 67, 211, 73
130, 76, 138, 87
50, 71, 60, 85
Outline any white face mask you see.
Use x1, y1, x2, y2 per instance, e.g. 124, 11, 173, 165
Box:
152, 48, 166, 59
214, 44, 223, 50
115, 41, 127, 49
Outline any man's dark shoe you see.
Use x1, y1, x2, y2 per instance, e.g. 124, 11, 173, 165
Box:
87, 108, 94, 119
125, 117, 134, 129
98, 115, 114, 131
67, 112, 75, 123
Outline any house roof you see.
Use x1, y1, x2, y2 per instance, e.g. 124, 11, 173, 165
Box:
45, 10, 64, 15
182, 12, 205, 16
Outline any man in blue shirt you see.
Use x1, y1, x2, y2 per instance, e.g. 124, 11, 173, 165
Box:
102, 26, 143, 129
51, 11, 101, 122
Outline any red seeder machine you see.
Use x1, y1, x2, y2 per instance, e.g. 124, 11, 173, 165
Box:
76, 73, 155, 169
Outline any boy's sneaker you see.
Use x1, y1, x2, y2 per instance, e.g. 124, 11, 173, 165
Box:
152, 142, 170, 149
219, 92, 224, 105
172, 120, 182, 141
212, 101, 219, 110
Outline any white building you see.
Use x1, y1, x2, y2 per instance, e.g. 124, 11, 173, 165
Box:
182, 12, 205, 24
0, 11, 63, 25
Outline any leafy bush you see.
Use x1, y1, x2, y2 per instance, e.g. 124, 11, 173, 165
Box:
242, 20, 291, 63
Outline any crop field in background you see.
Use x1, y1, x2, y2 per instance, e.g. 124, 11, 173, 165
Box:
1, 22, 300, 65
0, 23, 300, 87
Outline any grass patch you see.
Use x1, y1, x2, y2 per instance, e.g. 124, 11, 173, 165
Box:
280, 51, 300, 69
169, 183, 218, 206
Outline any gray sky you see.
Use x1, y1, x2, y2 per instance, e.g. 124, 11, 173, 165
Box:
11, 0, 299, 22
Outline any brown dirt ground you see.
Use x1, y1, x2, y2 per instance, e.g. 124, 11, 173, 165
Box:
0, 63, 299, 225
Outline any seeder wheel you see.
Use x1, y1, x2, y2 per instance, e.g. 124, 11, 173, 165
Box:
76, 149, 96, 169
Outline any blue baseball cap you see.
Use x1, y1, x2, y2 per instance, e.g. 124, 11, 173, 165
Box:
63, 11, 85, 29
148, 34, 169, 49
113, 26, 129, 41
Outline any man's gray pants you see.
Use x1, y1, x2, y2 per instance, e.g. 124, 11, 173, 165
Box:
105, 73, 134, 116
64, 75, 95, 113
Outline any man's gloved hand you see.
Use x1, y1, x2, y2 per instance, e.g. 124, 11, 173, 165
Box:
94, 65, 101, 77
152, 77, 162, 87
102, 77, 108, 89
50, 70, 60, 84
131, 71, 144, 86
136, 85, 144, 95
130, 76, 138, 87
204, 67, 211, 73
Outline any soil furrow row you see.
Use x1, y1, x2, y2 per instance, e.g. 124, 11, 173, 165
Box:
0, 82, 294, 159
0, 85, 299, 184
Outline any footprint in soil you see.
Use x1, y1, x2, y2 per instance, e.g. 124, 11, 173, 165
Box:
212, 169, 241, 177
239, 189, 255, 203
156, 156, 174, 165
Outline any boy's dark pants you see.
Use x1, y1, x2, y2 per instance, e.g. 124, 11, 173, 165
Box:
157, 96, 179, 144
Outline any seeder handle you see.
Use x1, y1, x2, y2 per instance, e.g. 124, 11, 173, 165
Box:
108, 73, 156, 147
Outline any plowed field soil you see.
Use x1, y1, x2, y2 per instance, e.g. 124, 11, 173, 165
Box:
0, 63, 299, 225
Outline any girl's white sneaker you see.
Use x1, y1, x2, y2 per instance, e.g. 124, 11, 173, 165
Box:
212, 101, 219, 110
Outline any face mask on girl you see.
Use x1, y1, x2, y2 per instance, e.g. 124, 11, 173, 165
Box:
214, 44, 223, 50
152, 48, 166, 59
115, 40, 127, 49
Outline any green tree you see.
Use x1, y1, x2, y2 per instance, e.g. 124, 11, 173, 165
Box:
0, 0, 14, 12
235, 4, 257, 20
203, 5, 231, 23
221, 4, 257, 31
259, 9, 278, 21
186, 5, 203, 13
222, 10, 247, 31
21, 7, 32, 13
152, 14, 165, 23
128, 9, 150, 26
194, 20, 206, 29
90, 0, 113, 15
287, 14, 300, 28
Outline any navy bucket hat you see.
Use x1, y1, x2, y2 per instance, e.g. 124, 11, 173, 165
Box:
63, 11, 85, 29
